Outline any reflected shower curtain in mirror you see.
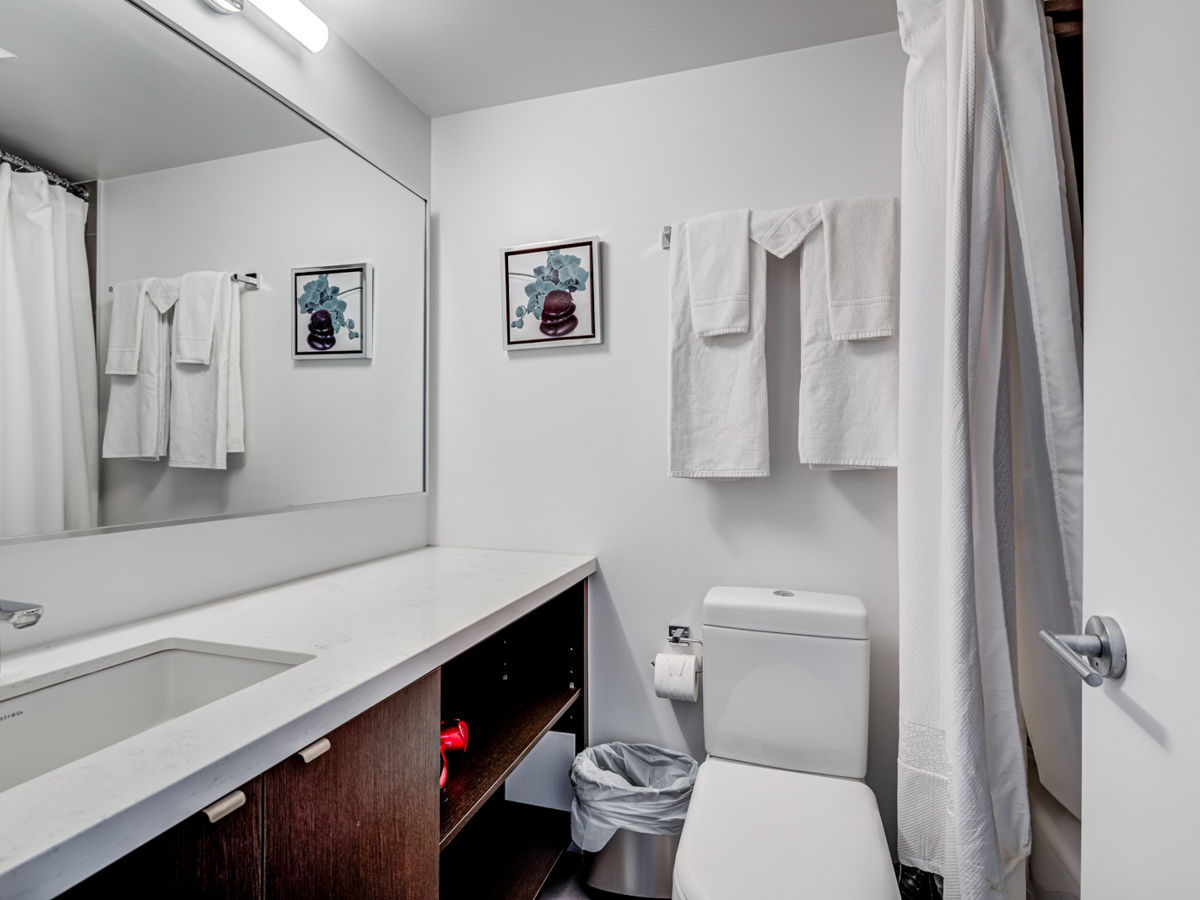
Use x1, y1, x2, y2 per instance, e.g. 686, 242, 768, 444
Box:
896, 0, 1084, 897
0, 163, 99, 537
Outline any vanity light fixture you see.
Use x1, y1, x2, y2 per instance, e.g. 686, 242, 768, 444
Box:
200, 0, 244, 12
199, 0, 329, 54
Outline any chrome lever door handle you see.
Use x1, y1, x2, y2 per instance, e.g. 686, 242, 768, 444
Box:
1039, 615, 1126, 687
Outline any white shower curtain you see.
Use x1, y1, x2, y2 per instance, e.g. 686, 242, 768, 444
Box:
0, 163, 99, 537
896, 0, 1084, 896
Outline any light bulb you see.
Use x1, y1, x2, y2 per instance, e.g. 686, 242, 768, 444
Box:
252, 0, 329, 53
200, 0, 244, 13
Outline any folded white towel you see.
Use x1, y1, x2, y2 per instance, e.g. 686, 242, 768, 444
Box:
169, 272, 244, 469
102, 277, 180, 461
751, 201, 898, 468
667, 198, 898, 476
819, 196, 899, 341
797, 221, 897, 467
751, 204, 823, 259
687, 209, 752, 337
174, 271, 221, 364
104, 279, 147, 377
668, 219, 769, 478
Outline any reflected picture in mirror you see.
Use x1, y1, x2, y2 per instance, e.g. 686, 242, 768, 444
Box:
293, 264, 373, 359
0, 0, 426, 541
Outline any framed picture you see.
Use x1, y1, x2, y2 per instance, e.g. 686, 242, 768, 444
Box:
502, 237, 602, 351
292, 263, 373, 360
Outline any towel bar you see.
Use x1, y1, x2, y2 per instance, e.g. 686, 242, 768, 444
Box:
106, 272, 259, 293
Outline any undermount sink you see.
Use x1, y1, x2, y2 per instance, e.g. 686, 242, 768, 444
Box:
0, 640, 313, 794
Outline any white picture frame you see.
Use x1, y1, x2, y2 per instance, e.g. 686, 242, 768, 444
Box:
501, 237, 602, 351
292, 263, 373, 360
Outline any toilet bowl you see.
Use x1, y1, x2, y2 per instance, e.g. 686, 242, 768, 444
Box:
672, 587, 899, 900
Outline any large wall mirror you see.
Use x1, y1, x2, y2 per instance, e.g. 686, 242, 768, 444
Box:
0, 0, 427, 540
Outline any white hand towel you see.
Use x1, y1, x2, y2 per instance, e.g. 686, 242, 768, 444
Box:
819, 196, 899, 341
797, 222, 897, 468
687, 209, 752, 336
101, 277, 180, 461
105, 279, 147, 376
751, 204, 823, 259
668, 218, 768, 478
169, 272, 244, 469
174, 270, 221, 364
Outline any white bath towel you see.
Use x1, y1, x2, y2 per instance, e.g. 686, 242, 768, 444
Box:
819, 196, 899, 341
796, 222, 898, 468
667, 199, 898, 476
686, 209, 752, 337
752, 203, 898, 468
668, 218, 768, 478
102, 277, 181, 460
169, 272, 244, 469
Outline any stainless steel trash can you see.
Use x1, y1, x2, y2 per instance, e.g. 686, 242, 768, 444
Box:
585, 828, 681, 898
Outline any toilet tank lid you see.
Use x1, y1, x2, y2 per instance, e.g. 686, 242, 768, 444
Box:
702, 587, 868, 639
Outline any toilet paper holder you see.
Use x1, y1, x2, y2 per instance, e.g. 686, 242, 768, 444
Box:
652, 626, 703, 666
668, 625, 702, 646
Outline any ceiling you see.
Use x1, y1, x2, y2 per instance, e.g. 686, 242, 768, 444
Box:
0, 0, 321, 183
303, 0, 900, 118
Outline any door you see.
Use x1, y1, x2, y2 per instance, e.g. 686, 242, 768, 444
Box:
1082, 1, 1200, 895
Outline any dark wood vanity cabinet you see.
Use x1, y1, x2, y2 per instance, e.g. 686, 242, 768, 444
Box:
60, 777, 264, 900
58, 579, 587, 900
263, 670, 440, 900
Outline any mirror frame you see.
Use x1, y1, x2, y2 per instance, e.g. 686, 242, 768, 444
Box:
0, 0, 429, 548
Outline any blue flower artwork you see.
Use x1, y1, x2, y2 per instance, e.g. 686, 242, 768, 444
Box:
293, 265, 372, 359
504, 240, 601, 350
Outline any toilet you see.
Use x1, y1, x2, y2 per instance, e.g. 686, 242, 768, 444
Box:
672, 587, 899, 899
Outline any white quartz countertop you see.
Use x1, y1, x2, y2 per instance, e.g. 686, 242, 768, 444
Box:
0, 546, 595, 900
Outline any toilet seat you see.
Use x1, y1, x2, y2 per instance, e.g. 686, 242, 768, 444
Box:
672, 757, 899, 900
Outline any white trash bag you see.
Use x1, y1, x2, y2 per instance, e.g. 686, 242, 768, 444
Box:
570, 742, 699, 852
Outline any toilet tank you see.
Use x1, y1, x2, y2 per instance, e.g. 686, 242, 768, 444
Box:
701, 587, 870, 778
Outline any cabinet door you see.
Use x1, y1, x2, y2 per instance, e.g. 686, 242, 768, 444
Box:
60, 777, 263, 899
264, 670, 440, 900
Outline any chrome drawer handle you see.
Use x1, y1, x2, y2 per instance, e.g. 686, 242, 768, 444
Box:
201, 790, 246, 824
1039, 615, 1126, 687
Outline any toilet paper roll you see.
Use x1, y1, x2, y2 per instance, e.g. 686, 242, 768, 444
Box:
654, 652, 700, 702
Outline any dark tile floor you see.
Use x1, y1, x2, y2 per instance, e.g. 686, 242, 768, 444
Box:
536, 850, 632, 900
897, 864, 944, 900
536, 851, 590, 900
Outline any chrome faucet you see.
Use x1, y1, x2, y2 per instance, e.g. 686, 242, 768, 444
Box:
0, 600, 43, 674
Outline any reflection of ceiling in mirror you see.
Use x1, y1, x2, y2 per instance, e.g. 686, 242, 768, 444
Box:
0, 0, 323, 182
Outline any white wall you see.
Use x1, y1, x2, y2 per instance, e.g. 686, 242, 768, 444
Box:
131, 0, 431, 199
1081, 1, 1200, 895
97, 139, 426, 526
431, 33, 906, 848
2, 4, 431, 654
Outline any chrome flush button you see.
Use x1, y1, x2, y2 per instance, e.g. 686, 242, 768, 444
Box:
773, 590, 794, 597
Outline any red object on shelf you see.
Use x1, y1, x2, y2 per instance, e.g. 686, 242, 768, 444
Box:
440, 719, 469, 754
439, 719, 468, 791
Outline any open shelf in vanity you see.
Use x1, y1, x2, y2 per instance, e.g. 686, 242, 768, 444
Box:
438, 579, 588, 899
439, 685, 580, 848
